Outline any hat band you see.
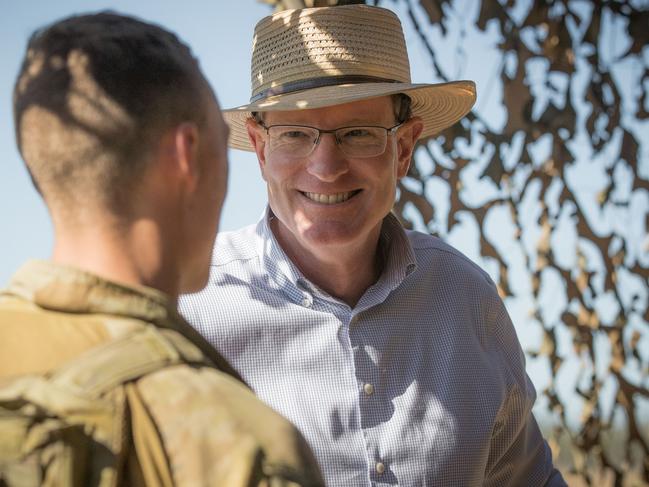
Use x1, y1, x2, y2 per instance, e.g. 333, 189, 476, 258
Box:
250, 75, 402, 103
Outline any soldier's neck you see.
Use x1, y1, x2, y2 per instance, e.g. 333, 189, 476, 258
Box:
51, 218, 180, 303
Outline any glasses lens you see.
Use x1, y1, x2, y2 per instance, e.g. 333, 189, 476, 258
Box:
268, 126, 318, 157
336, 127, 387, 157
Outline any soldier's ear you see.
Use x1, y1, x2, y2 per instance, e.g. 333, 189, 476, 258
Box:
150, 122, 201, 202
173, 122, 202, 193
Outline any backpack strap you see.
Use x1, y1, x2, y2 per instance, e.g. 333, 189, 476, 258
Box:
0, 325, 201, 487
51, 324, 211, 398
0, 324, 212, 419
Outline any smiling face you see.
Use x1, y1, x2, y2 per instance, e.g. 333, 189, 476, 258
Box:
247, 96, 422, 264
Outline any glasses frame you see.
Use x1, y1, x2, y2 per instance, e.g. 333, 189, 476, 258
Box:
257, 121, 404, 158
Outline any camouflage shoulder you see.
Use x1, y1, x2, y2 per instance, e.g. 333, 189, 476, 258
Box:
133, 364, 324, 486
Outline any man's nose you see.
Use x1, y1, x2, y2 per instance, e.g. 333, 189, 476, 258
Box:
305, 133, 349, 181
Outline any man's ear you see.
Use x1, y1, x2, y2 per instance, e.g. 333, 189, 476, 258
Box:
396, 117, 424, 179
173, 122, 201, 192
246, 118, 267, 179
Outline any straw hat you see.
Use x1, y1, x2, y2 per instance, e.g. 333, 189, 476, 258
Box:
224, 4, 476, 151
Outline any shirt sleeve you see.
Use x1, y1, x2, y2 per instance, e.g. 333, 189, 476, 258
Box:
131, 364, 324, 487
483, 300, 567, 487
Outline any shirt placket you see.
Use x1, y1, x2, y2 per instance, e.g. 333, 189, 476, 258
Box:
349, 312, 394, 485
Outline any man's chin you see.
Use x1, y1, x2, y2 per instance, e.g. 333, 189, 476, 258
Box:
298, 224, 362, 247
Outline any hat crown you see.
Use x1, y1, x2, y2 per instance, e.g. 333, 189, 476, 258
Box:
250, 5, 411, 102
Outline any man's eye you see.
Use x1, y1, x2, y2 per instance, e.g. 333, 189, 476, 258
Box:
279, 129, 311, 139
342, 128, 372, 138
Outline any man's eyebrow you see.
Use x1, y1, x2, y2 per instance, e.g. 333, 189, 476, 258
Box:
270, 118, 390, 127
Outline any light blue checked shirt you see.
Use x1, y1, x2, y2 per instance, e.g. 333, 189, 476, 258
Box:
180, 210, 565, 487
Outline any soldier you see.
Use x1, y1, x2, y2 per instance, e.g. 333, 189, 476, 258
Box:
181, 4, 566, 486
0, 11, 323, 486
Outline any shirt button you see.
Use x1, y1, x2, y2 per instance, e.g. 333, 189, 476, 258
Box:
363, 383, 374, 395
376, 462, 385, 474
301, 294, 312, 307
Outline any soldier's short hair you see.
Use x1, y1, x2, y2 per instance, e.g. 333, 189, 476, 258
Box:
13, 12, 207, 216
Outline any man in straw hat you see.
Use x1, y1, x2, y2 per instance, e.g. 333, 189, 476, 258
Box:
181, 4, 566, 486
0, 11, 324, 486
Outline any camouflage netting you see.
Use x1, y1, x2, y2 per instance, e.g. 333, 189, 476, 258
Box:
261, 1, 649, 485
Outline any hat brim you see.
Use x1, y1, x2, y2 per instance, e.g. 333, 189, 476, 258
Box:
223, 80, 475, 151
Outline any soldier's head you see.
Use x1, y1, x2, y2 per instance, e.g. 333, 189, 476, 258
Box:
14, 12, 229, 292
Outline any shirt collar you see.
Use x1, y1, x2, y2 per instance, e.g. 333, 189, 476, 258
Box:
255, 207, 418, 307
375, 212, 418, 285
255, 208, 309, 299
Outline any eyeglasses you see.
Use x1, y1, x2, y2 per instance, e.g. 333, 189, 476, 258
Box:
258, 122, 403, 158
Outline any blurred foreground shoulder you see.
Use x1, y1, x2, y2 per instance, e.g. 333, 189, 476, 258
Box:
133, 363, 324, 487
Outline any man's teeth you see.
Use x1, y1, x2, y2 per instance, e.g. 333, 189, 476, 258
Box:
304, 191, 355, 204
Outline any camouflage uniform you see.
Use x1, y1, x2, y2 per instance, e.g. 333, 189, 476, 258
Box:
0, 260, 324, 486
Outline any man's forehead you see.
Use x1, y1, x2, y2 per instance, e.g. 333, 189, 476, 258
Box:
264, 96, 394, 125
